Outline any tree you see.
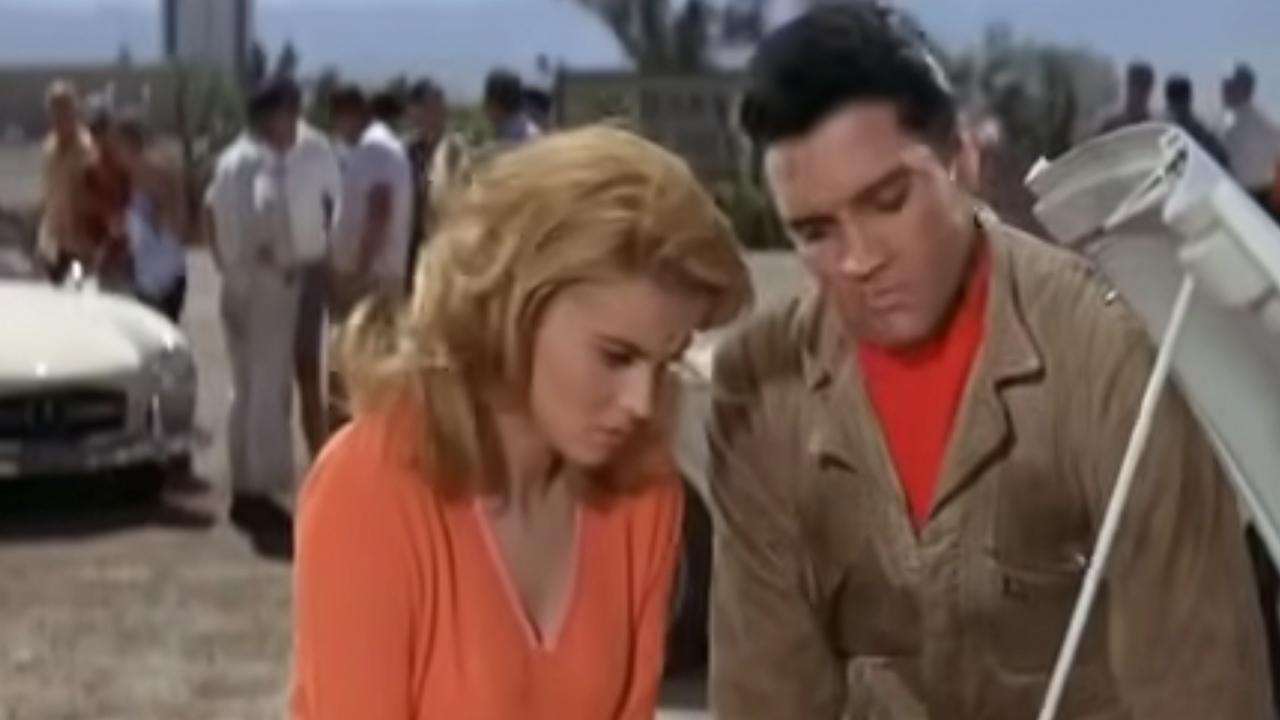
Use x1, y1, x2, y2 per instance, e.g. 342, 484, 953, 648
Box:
307, 67, 342, 130
568, 0, 767, 72
949, 24, 1118, 231
950, 25, 1116, 161
245, 40, 269, 88
274, 40, 300, 80
169, 64, 245, 244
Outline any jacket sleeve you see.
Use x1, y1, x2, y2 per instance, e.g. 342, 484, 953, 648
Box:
707, 331, 847, 720
1087, 317, 1274, 719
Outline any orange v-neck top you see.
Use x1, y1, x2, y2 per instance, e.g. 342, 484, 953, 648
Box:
290, 410, 683, 720
857, 241, 991, 529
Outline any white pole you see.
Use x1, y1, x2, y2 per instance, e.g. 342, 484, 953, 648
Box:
1036, 273, 1198, 720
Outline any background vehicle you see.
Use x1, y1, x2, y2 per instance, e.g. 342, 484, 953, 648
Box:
0, 238, 197, 489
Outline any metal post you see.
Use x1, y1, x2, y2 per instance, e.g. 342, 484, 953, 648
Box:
1036, 273, 1198, 720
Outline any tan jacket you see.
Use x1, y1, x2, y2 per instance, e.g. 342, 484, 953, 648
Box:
707, 219, 1273, 720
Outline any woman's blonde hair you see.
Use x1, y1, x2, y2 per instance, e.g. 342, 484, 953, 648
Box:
336, 125, 752, 499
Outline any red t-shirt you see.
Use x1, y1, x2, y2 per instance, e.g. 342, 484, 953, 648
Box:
858, 242, 991, 529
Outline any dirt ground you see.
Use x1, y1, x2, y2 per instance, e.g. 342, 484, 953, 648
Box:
0, 252, 296, 720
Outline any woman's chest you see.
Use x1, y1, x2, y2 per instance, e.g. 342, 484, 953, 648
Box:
413, 508, 642, 720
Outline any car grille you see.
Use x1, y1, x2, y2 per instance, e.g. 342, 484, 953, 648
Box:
0, 388, 128, 442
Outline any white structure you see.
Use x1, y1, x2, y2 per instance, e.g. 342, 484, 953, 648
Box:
161, 0, 254, 79
1029, 123, 1280, 720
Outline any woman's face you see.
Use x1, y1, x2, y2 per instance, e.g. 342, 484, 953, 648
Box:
526, 277, 707, 470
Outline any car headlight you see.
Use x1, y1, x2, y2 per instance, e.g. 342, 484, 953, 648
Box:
142, 345, 197, 396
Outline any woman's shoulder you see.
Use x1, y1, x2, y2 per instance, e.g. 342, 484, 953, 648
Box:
300, 410, 439, 520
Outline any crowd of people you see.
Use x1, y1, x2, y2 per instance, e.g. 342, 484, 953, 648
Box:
37, 81, 190, 320
35, 67, 548, 553
1097, 59, 1280, 215
30, 4, 1280, 718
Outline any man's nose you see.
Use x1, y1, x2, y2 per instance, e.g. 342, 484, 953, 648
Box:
834, 222, 887, 279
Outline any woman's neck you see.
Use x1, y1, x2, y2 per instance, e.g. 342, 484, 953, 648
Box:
491, 407, 558, 509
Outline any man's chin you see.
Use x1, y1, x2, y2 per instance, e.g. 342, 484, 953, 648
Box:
851, 315, 935, 351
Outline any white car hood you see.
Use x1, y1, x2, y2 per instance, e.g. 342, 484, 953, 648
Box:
0, 281, 183, 382
1027, 121, 1280, 564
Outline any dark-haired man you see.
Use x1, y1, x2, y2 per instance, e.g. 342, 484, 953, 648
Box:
403, 77, 467, 286
1220, 63, 1280, 217
483, 68, 541, 143
328, 83, 414, 311
707, 4, 1271, 719
206, 78, 306, 557
1095, 61, 1155, 135
1165, 74, 1230, 169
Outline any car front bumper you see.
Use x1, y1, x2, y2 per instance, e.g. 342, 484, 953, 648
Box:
0, 429, 193, 479
0, 365, 197, 480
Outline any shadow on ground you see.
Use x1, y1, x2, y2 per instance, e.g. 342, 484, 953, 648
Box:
660, 666, 709, 711
0, 469, 218, 541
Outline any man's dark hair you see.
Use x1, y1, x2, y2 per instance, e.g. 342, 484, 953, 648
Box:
328, 83, 369, 118
408, 78, 445, 106
1165, 75, 1194, 109
248, 77, 302, 125
523, 87, 552, 118
371, 88, 405, 124
1230, 62, 1256, 98
738, 2, 957, 148
484, 68, 525, 115
1125, 61, 1155, 91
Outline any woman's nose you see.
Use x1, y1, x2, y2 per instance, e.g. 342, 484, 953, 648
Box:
617, 367, 655, 422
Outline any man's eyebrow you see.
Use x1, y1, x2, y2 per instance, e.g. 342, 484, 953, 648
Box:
853, 164, 911, 203
782, 162, 911, 231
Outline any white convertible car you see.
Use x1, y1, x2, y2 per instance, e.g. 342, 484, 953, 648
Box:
0, 244, 197, 482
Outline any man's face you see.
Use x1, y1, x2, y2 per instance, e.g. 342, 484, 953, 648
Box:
1128, 72, 1154, 107
329, 109, 361, 145
765, 103, 979, 349
410, 98, 445, 139
263, 109, 299, 149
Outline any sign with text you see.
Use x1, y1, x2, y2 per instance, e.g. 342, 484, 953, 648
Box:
554, 71, 747, 183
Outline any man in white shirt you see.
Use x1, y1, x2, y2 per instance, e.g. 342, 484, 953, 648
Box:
1220, 63, 1280, 216
282, 93, 343, 457
203, 79, 304, 558
328, 84, 414, 313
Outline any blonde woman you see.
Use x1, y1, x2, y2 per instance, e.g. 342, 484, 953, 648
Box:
290, 126, 752, 720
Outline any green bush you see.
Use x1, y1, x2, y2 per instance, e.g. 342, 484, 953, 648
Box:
712, 181, 790, 251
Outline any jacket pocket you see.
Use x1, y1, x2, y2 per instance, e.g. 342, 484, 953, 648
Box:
981, 548, 1098, 677
976, 549, 1122, 718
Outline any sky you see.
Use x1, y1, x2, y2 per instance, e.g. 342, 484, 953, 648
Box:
1, 0, 1279, 111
